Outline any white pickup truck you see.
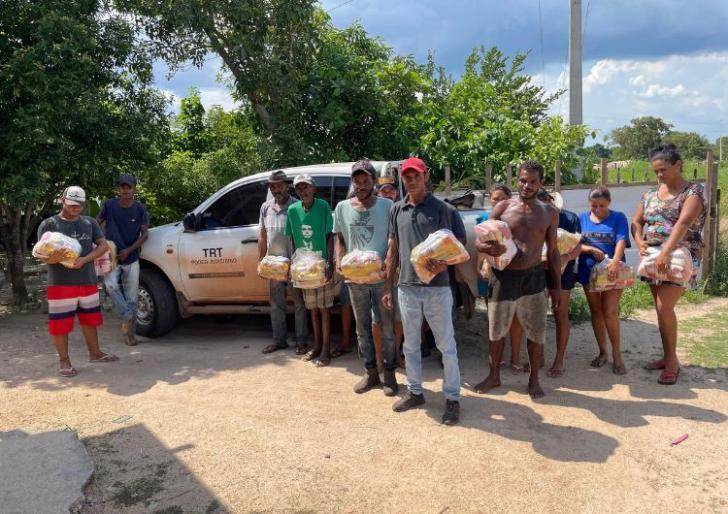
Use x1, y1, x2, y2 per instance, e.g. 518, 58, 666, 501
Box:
137, 162, 403, 337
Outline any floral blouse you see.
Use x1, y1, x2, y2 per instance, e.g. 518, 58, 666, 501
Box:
641, 182, 706, 267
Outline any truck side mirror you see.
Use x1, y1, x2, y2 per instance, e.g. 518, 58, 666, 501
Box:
182, 212, 197, 232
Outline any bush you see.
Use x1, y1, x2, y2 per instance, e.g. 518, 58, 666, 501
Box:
568, 288, 591, 322
705, 241, 728, 296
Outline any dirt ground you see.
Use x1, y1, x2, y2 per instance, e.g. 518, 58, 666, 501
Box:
1, 299, 728, 514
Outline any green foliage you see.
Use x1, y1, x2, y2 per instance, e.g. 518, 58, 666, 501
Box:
610, 116, 673, 160
174, 88, 210, 157
705, 242, 728, 296
568, 288, 591, 323
411, 47, 587, 186
0, 0, 169, 303
662, 131, 711, 161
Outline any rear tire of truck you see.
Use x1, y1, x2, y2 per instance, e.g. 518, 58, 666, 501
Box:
137, 268, 179, 338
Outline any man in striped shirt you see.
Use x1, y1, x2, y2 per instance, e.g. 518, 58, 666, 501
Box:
37, 186, 119, 378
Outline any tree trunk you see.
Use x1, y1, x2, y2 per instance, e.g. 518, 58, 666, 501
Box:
6, 243, 28, 306
0, 203, 29, 306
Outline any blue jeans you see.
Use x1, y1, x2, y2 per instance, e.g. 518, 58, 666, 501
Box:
398, 285, 461, 401
104, 261, 140, 321
349, 282, 396, 371
270, 280, 308, 347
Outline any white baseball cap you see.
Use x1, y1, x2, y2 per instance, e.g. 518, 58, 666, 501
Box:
293, 174, 314, 187
63, 186, 86, 206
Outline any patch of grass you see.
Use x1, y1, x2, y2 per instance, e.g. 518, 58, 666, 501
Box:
568, 280, 710, 323
679, 309, 728, 368
568, 288, 591, 322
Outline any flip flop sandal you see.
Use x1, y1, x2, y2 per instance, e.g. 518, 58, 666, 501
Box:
590, 356, 609, 368
89, 354, 119, 363
262, 344, 288, 354
547, 368, 565, 378
59, 367, 77, 378
658, 368, 680, 385
643, 359, 666, 370
612, 363, 628, 375
302, 350, 320, 362
295, 345, 309, 356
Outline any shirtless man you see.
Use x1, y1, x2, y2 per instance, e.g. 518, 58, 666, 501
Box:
474, 161, 561, 399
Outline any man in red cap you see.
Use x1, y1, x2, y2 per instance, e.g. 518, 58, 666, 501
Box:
383, 157, 463, 425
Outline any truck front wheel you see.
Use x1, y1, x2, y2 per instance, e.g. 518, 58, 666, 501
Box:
136, 268, 179, 338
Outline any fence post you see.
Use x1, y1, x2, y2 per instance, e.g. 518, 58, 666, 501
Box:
693, 168, 698, 180
444, 165, 451, 197
554, 160, 562, 192
644, 163, 650, 182
616, 166, 622, 184
506, 163, 513, 188
485, 162, 492, 192
703, 151, 716, 277
600, 158, 608, 186
631, 167, 636, 183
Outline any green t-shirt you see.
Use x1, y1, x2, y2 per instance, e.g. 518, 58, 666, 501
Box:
285, 198, 333, 259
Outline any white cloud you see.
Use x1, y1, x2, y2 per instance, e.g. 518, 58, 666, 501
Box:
539, 52, 728, 141
198, 88, 238, 111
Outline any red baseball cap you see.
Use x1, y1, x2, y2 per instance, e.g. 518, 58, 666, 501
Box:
400, 157, 427, 174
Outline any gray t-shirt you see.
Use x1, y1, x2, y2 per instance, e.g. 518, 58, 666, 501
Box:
388, 194, 457, 288
259, 196, 295, 257
37, 215, 104, 286
334, 196, 393, 260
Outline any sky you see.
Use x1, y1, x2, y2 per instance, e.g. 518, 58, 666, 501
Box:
154, 0, 728, 144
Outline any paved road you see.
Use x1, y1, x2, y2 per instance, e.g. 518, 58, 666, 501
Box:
561, 186, 648, 268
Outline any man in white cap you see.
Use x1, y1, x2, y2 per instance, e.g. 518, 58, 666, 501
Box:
285, 174, 335, 366
258, 170, 309, 355
37, 186, 118, 377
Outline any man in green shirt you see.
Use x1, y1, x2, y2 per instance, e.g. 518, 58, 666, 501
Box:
285, 174, 335, 366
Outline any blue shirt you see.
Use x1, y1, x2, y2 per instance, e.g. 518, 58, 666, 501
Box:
98, 199, 149, 263
577, 210, 630, 285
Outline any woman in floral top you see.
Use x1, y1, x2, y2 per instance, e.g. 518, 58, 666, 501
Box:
632, 144, 706, 385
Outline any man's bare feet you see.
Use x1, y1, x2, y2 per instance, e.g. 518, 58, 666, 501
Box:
528, 380, 544, 399
473, 375, 501, 393
314, 354, 331, 367
303, 347, 322, 362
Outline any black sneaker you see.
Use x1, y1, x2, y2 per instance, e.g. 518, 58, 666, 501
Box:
441, 400, 460, 425
392, 392, 425, 412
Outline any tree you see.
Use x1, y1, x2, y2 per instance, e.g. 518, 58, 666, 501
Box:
117, 2, 428, 164
579, 143, 612, 159
661, 131, 710, 161
174, 88, 211, 157
409, 47, 586, 185
610, 116, 673, 160
0, 0, 169, 305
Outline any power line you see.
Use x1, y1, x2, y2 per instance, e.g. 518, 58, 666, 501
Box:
327, 0, 356, 12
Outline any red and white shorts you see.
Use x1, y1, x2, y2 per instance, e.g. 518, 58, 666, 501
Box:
47, 285, 103, 335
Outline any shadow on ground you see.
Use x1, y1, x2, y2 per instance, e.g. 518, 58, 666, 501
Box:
81, 423, 228, 514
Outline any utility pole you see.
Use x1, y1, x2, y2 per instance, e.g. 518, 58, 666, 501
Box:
569, 0, 583, 126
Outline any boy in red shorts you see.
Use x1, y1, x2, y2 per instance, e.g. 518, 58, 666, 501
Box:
37, 186, 118, 377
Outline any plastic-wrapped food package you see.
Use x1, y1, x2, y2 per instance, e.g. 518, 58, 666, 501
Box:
32, 232, 82, 268
480, 258, 493, 281
474, 220, 517, 271
541, 229, 582, 273
257, 255, 291, 282
410, 229, 470, 284
94, 241, 117, 276
341, 250, 385, 284
588, 258, 635, 292
290, 249, 327, 289
637, 246, 694, 286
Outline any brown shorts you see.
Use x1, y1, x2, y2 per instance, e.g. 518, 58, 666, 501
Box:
488, 265, 548, 345
303, 280, 336, 309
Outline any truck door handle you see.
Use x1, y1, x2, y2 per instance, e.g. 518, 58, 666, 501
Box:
241, 238, 258, 244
